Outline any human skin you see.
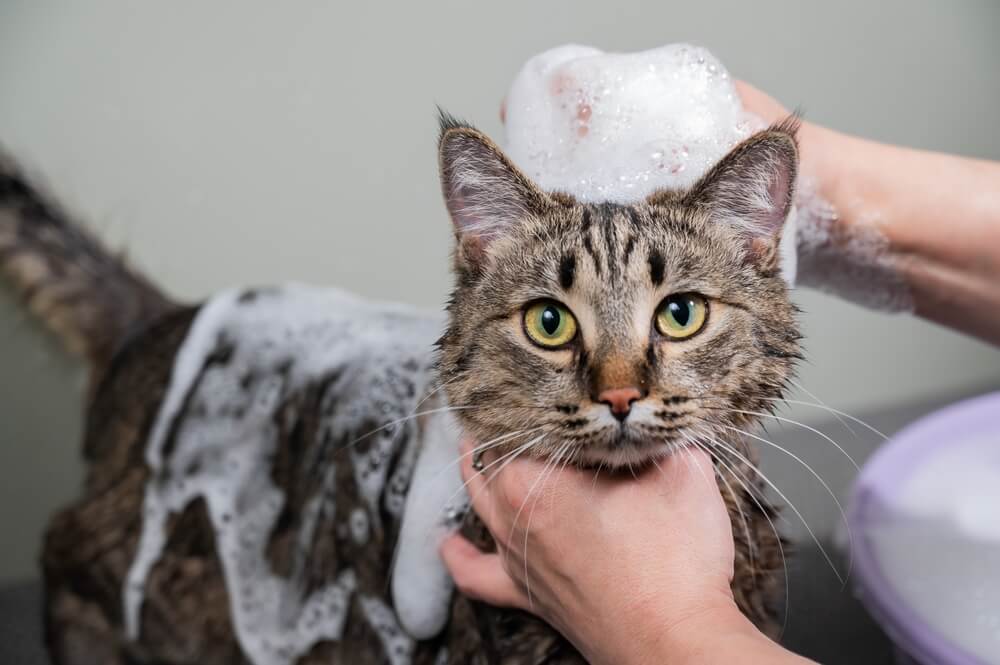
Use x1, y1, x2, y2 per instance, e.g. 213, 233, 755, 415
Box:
441, 441, 814, 665
737, 81, 1000, 345
442, 82, 999, 663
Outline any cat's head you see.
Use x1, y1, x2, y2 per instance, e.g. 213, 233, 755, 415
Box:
436, 113, 801, 469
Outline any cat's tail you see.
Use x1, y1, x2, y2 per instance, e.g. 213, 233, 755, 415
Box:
0, 150, 173, 369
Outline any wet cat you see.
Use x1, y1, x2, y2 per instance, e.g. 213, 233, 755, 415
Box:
0, 113, 798, 664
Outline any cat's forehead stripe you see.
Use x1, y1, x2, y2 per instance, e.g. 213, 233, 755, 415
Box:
559, 253, 576, 290
599, 204, 619, 281
648, 249, 666, 287
579, 212, 603, 277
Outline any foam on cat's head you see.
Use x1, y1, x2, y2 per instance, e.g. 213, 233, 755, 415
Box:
502, 43, 802, 282
503, 43, 914, 311
503, 44, 755, 203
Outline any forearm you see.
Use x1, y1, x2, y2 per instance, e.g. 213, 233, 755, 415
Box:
583, 603, 816, 665
800, 122, 1000, 344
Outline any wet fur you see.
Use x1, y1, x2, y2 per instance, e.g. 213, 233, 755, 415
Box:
3, 112, 801, 664
438, 117, 801, 636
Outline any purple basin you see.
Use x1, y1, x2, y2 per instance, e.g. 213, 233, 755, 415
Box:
848, 392, 1000, 665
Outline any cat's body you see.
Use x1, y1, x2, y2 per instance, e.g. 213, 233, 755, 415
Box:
1, 115, 799, 664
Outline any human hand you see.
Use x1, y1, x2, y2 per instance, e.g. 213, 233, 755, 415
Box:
734, 80, 844, 199
440, 441, 742, 665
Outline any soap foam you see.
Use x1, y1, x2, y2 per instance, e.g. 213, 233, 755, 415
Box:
124, 284, 448, 665
504, 43, 753, 203
503, 43, 915, 309
503, 43, 796, 282
794, 178, 913, 311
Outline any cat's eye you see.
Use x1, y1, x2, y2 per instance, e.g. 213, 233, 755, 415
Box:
523, 301, 578, 348
656, 294, 708, 339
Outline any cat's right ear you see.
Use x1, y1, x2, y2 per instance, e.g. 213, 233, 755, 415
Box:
438, 112, 552, 267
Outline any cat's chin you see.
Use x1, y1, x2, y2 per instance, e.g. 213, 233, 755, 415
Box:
573, 436, 692, 471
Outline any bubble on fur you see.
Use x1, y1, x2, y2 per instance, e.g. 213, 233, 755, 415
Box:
359, 595, 416, 665
349, 507, 370, 546
124, 285, 444, 665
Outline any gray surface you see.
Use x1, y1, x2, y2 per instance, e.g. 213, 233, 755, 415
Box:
3, 0, 1000, 583
0, 579, 45, 665
5, 386, 998, 663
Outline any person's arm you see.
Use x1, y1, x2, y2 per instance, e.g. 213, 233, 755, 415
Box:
738, 82, 1000, 344
441, 444, 815, 665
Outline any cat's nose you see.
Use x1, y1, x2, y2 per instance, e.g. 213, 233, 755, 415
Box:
597, 387, 643, 422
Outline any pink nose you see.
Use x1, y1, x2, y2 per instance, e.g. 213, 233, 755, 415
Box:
597, 387, 642, 422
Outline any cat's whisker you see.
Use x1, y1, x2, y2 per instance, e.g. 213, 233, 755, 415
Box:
335, 403, 551, 460
763, 397, 889, 442
729, 408, 861, 473
427, 433, 541, 550
700, 405, 860, 473
428, 426, 546, 496
522, 441, 572, 609
396, 430, 547, 596
448, 431, 548, 512
428, 434, 531, 526
689, 433, 791, 639
335, 405, 482, 458
788, 379, 858, 438
588, 459, 606, 501
687, 426, 790, 528
680, 431, 756, 584
679, 437, 714, 490
709, 418, 855, 584
696, 427, 846, 587
505, 439, 561, 609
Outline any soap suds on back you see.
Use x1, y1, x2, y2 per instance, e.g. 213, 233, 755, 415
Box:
124, 284, 448, 665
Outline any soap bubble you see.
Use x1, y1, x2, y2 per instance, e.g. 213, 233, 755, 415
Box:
504, 43, 752, 203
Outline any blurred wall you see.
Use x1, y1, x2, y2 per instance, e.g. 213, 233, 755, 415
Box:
1, 0, 998, 582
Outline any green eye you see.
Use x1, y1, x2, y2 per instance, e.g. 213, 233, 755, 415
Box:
523, 301, 578, 348
656, 294, 708, 339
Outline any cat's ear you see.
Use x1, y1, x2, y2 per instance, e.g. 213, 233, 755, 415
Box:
673, 119, 799, 270
438, 112, 552, 264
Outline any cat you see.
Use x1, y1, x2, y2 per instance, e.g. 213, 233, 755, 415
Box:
0, 112, 799, 665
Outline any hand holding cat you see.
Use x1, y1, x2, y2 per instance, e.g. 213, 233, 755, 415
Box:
441, 440, 814, 664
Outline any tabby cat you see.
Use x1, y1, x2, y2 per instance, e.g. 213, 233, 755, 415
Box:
0, 113, 799, 664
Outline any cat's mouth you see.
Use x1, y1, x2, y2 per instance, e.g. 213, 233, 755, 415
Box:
555, 400, 696, 469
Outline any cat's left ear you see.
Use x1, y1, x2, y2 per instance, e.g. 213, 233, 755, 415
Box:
438, 112, 553, 265
671, 120, 799, 271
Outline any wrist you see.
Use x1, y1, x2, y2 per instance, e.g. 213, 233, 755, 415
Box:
584, 595, 765, 665
660, 602, 759, 664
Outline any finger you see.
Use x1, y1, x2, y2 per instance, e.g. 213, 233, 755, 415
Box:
440, 534, 528, 610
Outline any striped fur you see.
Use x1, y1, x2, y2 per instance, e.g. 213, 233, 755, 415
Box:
438, 117, 802, 633
0, 151, 171, 371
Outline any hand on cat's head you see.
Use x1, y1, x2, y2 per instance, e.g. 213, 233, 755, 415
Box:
441, 438, 737, 665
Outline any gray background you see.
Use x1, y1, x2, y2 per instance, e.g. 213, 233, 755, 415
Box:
1, 0, 998, 594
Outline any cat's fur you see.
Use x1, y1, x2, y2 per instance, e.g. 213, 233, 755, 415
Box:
0, 113, 799, 664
